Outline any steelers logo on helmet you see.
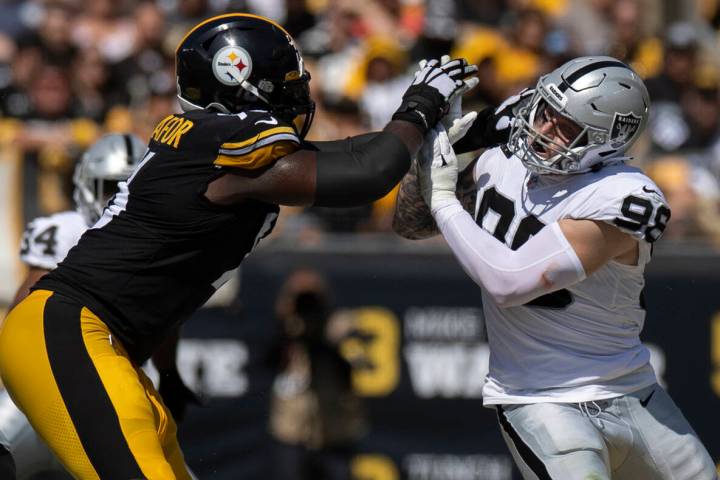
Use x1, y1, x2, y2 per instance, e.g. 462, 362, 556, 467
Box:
212, 45, 253, 87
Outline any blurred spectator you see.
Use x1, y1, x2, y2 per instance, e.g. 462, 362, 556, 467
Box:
645, 22, 700, 103
112, 0, 174, 106
300, 5, 364, 104
607, 0, 662, 78
558, 0, 614, 55
412, 0, 461, 63
351, 36, 411, 130
649, 70, 720, 153
16, 1, 77, 69
269, 269, 367, 480
0, 0, 718, 244
279, 0, 318, 39
1, 62, 99, 222
72, 47, 124, 122
71, 0, 136, 63
164, 0, 215, 50
645, 155, 720, 243
453, 7, 550, 105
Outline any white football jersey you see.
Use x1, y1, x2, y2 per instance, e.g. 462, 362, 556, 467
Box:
473, 148, 669, 405
19, 211, 88, 270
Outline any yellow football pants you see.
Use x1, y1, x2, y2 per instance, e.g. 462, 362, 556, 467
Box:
0, 290, 192, 480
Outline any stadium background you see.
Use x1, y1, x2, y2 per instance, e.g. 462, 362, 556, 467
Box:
0, 0, 719, 478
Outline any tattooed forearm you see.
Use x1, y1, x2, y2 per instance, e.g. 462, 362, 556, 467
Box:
392, 160, 477, 240
392, 160, 438, 239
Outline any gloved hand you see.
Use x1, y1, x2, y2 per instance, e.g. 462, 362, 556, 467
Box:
435, 55, 479, 145
392, 57, 478, 134
158, 369, 203, 422
417, 125, 459, 214
452, 88, 536, 153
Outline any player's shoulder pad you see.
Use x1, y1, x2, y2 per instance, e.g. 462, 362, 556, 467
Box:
214, 109, 300, 170
570, 164, 671, 243
20, 210, 88, 269
473, 146, 511, 183
29, 211, 88, 236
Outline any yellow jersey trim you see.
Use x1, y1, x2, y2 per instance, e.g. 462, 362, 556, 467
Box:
219, 126, 297, 151
214, 140, 298, 169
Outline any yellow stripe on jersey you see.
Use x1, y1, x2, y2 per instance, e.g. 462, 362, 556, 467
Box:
215, 140, 299, 169
220, 126, 297, 151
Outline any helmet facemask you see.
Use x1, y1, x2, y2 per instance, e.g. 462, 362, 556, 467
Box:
510, 91, 602, 175
73, 133, 145, 225
276, 72, 315, 139
73, 176, 123, 224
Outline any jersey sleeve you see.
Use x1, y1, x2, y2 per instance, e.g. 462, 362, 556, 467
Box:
215, 111, 300, 170
19, 212, 87, 270
569, 174, 671, 243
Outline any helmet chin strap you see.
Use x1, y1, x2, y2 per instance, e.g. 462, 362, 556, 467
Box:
178, 80, 270, 114
240, 80, 270, 104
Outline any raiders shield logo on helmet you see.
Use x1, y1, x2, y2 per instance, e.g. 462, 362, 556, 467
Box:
610, 112, 641, 148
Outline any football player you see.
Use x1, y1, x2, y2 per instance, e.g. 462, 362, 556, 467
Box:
0, 13, 477, 480
394, 56, 717, 479
1, 133, 144, 480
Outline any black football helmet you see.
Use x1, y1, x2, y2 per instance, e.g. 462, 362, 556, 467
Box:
176, 13, 315, 138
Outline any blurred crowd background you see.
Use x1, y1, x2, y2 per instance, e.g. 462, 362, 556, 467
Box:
1, 0, 720, 260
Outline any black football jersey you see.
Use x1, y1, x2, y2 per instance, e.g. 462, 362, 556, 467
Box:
36, 108, 300, 362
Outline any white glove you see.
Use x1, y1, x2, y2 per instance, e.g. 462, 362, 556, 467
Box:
410, 57, 477, 104
394, 57, 478, 131
418, 125, 459, 214
434, 55, 479, 146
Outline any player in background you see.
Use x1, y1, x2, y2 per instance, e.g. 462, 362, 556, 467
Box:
0, 133, 143, 480
0, 13, 477, 480
394, 56, 717, 479
9, 134, 146, 309
1, 134, 197, 479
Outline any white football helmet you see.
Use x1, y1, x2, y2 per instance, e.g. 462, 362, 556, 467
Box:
73, 133, 146, 225
508, 56, 650, 174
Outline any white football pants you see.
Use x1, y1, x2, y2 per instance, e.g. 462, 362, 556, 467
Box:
496, 384, 717, 480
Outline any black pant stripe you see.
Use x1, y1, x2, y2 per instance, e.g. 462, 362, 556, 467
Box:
43, 293, 145, 480
496, 406, 553, 480
558, 61, 631, 92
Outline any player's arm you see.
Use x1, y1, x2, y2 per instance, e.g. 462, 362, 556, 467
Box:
206, 121, 421, 207
9, 267, 50, 311
435, 208, 638, 307
392, 160, 477, 239
392, 87, 531, 239
452, 88, 534, 154
418, 126, 657, 308
206, 58, 477, 207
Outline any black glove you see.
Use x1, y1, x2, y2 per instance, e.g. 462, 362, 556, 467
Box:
392, 58, 478, 134
454, 88, 535, 154
158, 369, 203, 422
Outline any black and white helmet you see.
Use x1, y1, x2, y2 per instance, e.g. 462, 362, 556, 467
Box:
509, 56, 650, 174
73, 133, 145, 225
